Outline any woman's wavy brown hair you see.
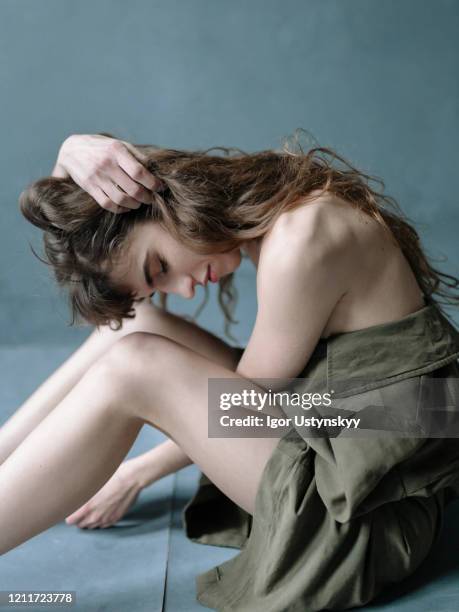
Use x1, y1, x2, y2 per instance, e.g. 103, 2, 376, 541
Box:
19, 130, 459, 341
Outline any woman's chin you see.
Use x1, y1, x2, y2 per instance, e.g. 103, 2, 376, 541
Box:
232, 248, 243, 270
213, 250, 242, 281
226, 256, 242, 278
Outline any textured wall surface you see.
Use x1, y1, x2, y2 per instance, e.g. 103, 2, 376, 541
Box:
1, 0, 458, 344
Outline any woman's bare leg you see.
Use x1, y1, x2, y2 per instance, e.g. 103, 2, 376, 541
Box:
0, 357, 144, 554
0, 332, 280, 555
0, 299, 241, 464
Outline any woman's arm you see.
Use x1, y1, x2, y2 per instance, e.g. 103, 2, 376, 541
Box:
236, 202, 355, 386
64, 437, 192, 529
123, 438, 192, 489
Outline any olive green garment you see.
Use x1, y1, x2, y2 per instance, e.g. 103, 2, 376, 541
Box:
182, 302, 459, 611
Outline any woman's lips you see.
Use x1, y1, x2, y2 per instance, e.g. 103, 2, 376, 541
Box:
200, 264, 218, 287
209, 264, 218, 283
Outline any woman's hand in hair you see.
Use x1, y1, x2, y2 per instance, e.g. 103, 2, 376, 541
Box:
54, 133, 163, 214
64, 460, 143, 529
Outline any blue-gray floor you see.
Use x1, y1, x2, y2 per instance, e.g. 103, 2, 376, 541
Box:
1, 342, 459, 611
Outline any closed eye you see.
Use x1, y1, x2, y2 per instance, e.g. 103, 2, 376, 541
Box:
142, 252, 169, 296
158, 257, 168, 275
143, 251, 155, 289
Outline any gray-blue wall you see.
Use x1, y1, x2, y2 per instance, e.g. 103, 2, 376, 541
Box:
1, 0, 458, 345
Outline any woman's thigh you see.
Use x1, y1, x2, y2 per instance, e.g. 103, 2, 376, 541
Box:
108, 332, 285, 516
1, 300, 240, 455
46, 300, 239, 400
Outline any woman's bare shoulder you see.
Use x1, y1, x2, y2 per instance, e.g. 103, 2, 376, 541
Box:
259, 190, 366, 270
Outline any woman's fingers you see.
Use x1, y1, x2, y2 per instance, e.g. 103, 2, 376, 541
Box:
78, 519, 103, 529
66, 508, 107, 529
109, 165, 155, 204
119, 141, 164, 192
90, 186, 132, 214
65, 508, 87, 525
99, 179, 142, 211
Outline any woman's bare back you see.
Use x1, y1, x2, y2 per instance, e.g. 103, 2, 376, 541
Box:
243, 190, 426, 339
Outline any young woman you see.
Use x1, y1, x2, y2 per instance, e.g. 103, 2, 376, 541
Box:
2, 132, 459, 611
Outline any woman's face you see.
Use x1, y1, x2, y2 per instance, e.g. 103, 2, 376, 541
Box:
109, 220, 242, 300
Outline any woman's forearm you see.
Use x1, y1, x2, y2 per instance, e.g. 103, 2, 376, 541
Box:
125, 438, 193, 488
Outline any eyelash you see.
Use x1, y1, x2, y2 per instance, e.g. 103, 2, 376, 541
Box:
146, 257, 168, 290
159, 257, 168, 275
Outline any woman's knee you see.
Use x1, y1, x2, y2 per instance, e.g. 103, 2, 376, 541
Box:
82, 332, 171, 418
98, 331, 184, 392
91, 300, 164, 341
101, 331, 170, 374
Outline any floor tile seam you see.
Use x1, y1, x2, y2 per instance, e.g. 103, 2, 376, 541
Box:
161, 471, 178, 611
